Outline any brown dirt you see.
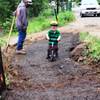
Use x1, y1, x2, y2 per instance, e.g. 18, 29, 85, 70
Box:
1, 31, 100, 100
1, 12, 100, 99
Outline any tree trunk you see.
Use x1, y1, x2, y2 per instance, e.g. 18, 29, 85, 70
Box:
56, 0, 59, 14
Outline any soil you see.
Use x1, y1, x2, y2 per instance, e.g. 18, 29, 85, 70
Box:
1, 32, 100, 100
1, 11, 100, 100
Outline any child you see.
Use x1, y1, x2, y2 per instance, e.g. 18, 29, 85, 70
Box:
46, 21, 61, 59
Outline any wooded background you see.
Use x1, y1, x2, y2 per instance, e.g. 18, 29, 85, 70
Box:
0, 0, 100, 29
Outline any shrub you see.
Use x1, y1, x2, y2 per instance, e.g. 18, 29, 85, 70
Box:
58, 11, 75, 26
80, 32, 100, 61
40, 9, 52, 18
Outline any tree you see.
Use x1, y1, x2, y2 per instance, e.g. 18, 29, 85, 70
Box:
56, 0, 60, 14
0, 0, 18, 23
0, 0, 48, 24
29, 0, 48, 17
97, 0, 100, 3
0, 0, 48, 19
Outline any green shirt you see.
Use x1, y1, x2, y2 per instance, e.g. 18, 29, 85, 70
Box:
48, 30, 61, 45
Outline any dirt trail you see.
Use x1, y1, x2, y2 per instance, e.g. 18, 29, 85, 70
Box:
2, 12, 100, 100
2, 32, 100, 100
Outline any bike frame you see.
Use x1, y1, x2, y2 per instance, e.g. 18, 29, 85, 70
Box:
49, 42, 57, 62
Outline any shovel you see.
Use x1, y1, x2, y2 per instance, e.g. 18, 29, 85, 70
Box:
5, 16, 15, 52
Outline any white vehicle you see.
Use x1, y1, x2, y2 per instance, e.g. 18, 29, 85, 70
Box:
80, 0, 100, 17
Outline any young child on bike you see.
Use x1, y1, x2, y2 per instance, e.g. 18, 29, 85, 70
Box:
46, 21, 61, 59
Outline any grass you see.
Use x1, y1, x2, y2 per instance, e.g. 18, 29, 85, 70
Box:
80, 32, 100, 61
27, 16, 50, 34
58, 11, 75, 26
0, 37, 7, 46
28, 11, 75, 34
0, 10, 75, 46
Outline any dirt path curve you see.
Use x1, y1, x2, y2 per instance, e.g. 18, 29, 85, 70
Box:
3, 11, 100, 100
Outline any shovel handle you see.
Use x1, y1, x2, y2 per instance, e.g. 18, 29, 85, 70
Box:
6, 17, 15, 52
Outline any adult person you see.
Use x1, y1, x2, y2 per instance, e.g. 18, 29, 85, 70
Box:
16, 0, 32, 54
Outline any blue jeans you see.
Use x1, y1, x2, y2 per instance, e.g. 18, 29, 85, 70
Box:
17, 28, 26, 50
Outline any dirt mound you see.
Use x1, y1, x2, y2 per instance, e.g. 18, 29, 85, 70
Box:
70, 42, 88, 61
71, 42, 100, 68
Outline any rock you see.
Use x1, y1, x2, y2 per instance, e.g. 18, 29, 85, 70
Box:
8, 37, 17, 47
78, 56, 85, 62
70, 42, 87, 61
59, 65, 64, 69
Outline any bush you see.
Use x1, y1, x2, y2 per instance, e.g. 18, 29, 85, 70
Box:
1, 17, 17, 34
58, 11, 75, 26
40, 9, 52, 18
2, 19, 11, 33
80, 32, 100, 61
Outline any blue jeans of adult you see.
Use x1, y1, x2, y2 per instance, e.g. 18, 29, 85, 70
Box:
17, 28, 27, 50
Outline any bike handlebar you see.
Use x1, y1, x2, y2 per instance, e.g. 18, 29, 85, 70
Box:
49, 38, 57, 41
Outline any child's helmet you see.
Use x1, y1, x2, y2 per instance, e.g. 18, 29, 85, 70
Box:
50, 21, 58, 26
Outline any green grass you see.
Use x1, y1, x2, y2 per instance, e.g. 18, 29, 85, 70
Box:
0, 38, 7, 46
27, 16, 50, 34
80, 32, 100, 61
58, 11, 75, 26
28, 11, 75, 34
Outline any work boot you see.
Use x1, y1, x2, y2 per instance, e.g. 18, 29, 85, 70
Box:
16, 49, 26, 54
